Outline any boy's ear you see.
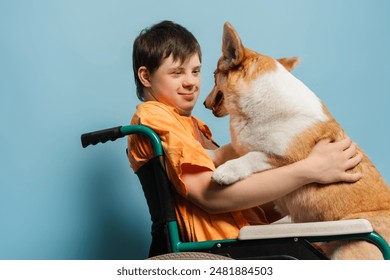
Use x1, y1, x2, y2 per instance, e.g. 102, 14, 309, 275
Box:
138, 66, 152, 87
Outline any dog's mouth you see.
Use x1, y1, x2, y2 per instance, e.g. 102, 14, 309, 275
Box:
204, 89, 228, 117
212, 91, 224, 112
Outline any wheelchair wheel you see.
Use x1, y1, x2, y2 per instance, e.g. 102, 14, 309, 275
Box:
147, 252, 232, 260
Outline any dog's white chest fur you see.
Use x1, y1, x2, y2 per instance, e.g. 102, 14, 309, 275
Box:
213, 63, 328, 185
232, 63, 328, 155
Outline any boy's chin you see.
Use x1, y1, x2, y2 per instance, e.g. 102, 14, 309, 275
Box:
177, 105, 195, 116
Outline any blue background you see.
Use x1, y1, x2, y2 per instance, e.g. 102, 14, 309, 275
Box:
1, 0, 389, 259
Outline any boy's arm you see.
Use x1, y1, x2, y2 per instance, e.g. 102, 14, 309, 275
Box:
183, 138, 362, 214
183, 158, 319, 214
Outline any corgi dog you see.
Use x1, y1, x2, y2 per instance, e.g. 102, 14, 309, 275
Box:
204, 22, 390, 259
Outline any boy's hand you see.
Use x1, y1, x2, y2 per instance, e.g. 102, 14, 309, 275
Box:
304, 137, 363, 184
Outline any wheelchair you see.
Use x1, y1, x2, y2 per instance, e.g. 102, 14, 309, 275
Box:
81, 124, 390, 260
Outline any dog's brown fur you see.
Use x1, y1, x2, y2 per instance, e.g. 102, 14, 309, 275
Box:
205, 22, 390, 259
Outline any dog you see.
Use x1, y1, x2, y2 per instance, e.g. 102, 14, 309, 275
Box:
204, 22, 390, 259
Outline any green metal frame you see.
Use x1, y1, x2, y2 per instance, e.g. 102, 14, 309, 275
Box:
121, 125, 163, 157
308, 232, 390, 260
120, 125, 390, 259
167, 221, 236, 252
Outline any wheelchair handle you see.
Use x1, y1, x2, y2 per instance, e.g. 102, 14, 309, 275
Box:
81, 125, 163, 157
81, 126, 122, 148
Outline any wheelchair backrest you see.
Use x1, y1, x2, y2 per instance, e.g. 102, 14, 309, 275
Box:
136, 156, 178, 256
81, 125, 179, 257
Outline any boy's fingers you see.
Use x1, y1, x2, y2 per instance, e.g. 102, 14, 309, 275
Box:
342, 172, 362, 183
338, 137, 352, 151
344, 142, 358, 158
345, 153, 362, 169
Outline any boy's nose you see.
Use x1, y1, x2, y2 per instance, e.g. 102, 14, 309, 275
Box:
183, 73, 198, 86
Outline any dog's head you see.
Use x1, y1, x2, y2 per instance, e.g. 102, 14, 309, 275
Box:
204, 22, 301, 117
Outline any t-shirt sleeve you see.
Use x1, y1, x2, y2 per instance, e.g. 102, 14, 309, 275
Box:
130, 104, 215, 197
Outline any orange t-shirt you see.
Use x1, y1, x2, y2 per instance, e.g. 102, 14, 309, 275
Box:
128, 101, 269, 242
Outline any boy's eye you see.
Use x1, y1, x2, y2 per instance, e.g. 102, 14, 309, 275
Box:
171, 69, 183, 75
192, 68, 201, 75
170, 67, 200, 76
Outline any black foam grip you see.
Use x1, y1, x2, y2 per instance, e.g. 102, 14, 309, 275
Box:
81, 126, 123, 148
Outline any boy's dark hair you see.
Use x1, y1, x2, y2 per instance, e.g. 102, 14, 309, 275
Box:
132, 20, 202, 101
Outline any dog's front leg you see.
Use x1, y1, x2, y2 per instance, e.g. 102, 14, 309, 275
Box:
212, 151, 272, 185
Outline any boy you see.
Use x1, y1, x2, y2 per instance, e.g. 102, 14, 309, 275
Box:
128, 21, 361, 245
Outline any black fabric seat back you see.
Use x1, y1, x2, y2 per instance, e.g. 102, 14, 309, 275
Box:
136, 156, 177, 257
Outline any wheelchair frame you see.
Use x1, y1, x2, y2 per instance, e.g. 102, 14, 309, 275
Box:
82, 124, 390, 260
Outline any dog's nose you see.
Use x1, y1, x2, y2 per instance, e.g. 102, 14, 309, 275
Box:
203, 101, 206, 107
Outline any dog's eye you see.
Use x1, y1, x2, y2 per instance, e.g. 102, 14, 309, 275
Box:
214, 69, 226, 77
218, 71, 227, 78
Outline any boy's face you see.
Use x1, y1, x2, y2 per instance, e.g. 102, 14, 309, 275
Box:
146, 54, 201, 116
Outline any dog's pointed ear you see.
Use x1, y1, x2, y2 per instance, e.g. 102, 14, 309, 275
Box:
277, 57, 301, 72
219, 22, 245, 71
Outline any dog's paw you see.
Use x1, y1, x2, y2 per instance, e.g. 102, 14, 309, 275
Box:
212, 161, 249, 185
211, 151, 272, 185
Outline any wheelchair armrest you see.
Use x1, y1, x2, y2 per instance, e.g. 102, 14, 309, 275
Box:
238, 219, 373, 240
